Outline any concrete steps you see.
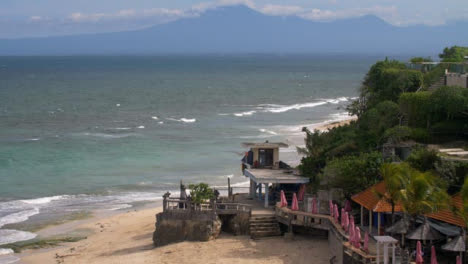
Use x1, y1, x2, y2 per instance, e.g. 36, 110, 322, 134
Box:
250, 215, 281, 239
428, 76, 446, 91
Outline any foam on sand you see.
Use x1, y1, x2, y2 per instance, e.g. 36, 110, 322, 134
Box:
0, 229, 37, 246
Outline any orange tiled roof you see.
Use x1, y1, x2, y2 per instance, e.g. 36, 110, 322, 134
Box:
351, 181, 403, 213
426, 194, 466, 227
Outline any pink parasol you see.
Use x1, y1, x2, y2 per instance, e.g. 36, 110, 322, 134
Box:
355, 227, 361, 249
349, 216, 355, 244
329, 201, 334, 216
312, 197, 317, 214
363, 231, 369, 253
343, 212, 349, 232
334, 204, 339, 223
456, 256, 462, 264
280, 190, 288, 207
344, 199, 352, 212
416, 241, 423, 264
341, 208, 345, 228
298, 184, 306, 201
431, 246, 438, 264
291, 193, 299, 211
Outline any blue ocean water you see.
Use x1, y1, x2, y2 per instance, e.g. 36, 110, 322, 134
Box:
0, 55, 376, 246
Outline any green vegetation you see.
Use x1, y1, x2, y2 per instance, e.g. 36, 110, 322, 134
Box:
188, 183, 215, 203
439, 46, 468, 62
300, 46, 468, 219
3, 235, 87, 253
410, 57, 433, 63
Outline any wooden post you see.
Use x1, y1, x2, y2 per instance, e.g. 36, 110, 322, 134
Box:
360, 205, 364, 227
264, 183, 269, 208
227, 177, 232, 199
249, 179, 254, 198
377, 212, 381, 235
369, 209, 373, 235
258, 184, 262, 200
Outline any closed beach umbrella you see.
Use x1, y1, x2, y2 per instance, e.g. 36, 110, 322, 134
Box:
456, 256, 462, 264
345, 199, 352, 212
416, 241, 423, 264
341, 208, 345, 228
334, 204, 339, 223
280, 190, 288, 207
363, 231, 369, 252
298, 184, 305, 201
329, 200, 334, 216
344, 212, 349, 232
312, 197, 317, 214
349, 216, 355, 244
355, 227, 361, 249
291, 193, 299, 211
431, 246, 438, 264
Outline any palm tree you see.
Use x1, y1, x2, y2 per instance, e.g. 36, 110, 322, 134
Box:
397, 163, 450, 230
379, 163, 404, 225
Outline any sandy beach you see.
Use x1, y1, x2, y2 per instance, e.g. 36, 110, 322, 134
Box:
12, 118, 356, 264
19, 206, 329, 264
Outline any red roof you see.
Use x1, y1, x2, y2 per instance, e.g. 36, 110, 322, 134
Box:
351, 181, 402, 213
426, 194, 466, 227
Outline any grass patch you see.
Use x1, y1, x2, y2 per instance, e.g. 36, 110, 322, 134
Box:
3, 235, 87, 253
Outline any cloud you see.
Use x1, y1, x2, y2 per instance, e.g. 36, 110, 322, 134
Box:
260, 5, 305, 16
258, 4, 398, 22
67, 8, 188, 23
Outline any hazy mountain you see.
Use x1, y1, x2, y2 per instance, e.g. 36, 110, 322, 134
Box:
1, 5, 466, 55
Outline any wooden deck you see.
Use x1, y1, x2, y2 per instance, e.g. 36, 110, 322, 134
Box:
275, 203, 378, 263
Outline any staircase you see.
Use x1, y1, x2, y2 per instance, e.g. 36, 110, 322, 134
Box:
249, 215, 281, 239
428, 76, 446, 91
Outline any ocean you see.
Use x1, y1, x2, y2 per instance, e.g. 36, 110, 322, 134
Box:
0, 54, 376, 247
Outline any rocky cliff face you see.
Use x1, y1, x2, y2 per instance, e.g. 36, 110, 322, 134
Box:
153, 211, 222, 247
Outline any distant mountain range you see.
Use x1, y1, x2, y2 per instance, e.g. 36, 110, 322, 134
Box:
1, 5, 467, 55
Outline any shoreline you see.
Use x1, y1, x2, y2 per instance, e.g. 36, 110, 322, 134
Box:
17, 205, 330, 264
1, 117, 356, 264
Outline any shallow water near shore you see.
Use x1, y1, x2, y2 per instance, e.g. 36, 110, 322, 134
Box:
0, 54, 377, 247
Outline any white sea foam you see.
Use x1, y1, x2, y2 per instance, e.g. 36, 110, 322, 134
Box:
259, 128, 277, 135
20, 195, 68, 205
116, 103, 120, 107
166, 118, 196, 123
0, 229, 37, 246
233, 111, 256, 117
25, 138, 40, 141
151, 116, 158, 120
263, 101, 328, 113
0, 208, 40, 228
107, 204, 132, 211
158, 121, 164, 124
0, 249, 13, 256
79, 132, 136, 139
113, 127, 132, 130
137, 125, 145, 129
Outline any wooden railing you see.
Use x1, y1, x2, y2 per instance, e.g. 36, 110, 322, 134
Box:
275, 203, 376, 263
163, 196, 251, 215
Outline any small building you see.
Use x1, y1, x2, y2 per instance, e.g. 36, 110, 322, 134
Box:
241, 141, 309, 208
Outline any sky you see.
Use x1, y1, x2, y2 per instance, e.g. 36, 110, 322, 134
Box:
1, 0, 468, 38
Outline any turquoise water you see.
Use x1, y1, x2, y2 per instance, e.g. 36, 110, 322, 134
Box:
0, 55, 376, 246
